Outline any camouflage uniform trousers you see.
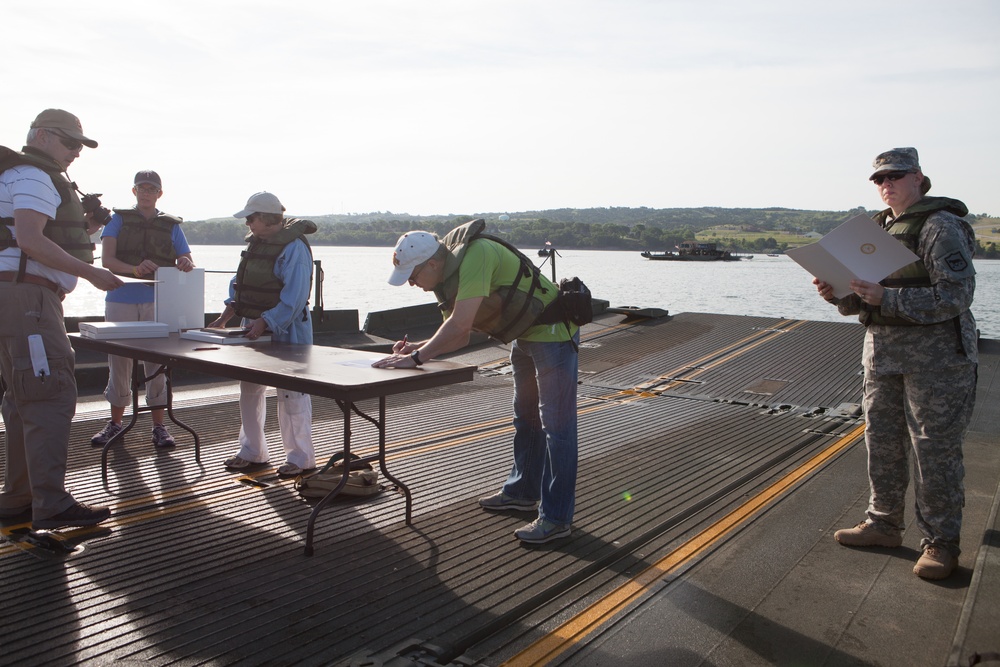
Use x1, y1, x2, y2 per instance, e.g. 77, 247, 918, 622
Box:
862, 363, 977, 556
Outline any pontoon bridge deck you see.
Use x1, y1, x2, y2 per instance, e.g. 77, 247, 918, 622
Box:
2, 310, 997, 666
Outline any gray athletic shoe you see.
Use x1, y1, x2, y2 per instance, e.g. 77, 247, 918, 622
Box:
91, 420, 123, 447
478, 492, 539, 511
151, 424, 175, 449
514, 518, 571, 544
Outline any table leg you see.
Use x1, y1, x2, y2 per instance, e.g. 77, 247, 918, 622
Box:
101, 359, 202, 486
161, 367, 200, 462
303, 399, 354, 556
372, 397, 412, 524
303, 397, 412, 556
101, 359, 143, 486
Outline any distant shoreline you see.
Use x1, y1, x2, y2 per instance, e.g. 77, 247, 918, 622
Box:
181, 242, 1000, 259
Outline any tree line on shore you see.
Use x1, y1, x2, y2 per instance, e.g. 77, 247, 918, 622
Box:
180, 206, 1000, 258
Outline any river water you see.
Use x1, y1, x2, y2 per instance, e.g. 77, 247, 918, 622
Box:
64, 246, 1000, 341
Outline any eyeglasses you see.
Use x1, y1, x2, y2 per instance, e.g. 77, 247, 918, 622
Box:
45, 128, 83, 152
135, 186, 161, 195
409, 260, 429, 283
872, 171, 911, 186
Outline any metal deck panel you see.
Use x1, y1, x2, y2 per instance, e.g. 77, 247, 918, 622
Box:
2, 312, 997, 667
579, 312, 866, 412
1, 385, 858, 664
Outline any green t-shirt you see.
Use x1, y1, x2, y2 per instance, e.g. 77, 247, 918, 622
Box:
454, 239, 577, 343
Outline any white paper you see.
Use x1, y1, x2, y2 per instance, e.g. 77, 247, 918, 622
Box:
336, 358, 382, 368
785, 214, 920, 299
180, 330, 270, 345
116, 276, 160, 285
154, 267, 206, 332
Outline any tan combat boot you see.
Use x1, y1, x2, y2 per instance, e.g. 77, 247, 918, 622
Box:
834, 520, 903, 548
913, 545, 957, 580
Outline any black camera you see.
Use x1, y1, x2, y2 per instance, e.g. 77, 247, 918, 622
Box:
81, 193, 112, 226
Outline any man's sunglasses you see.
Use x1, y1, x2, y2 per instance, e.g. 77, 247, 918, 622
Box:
46, 128, 83, 152
871, 171, 911, 186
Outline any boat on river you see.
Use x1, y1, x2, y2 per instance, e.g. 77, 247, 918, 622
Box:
642, 241, 752, 261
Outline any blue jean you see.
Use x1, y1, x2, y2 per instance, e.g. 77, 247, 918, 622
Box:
502, 334, 579, 525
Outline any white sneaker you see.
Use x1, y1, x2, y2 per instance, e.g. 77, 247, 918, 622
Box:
224, 455, 264, 470
277, 462, 315, 477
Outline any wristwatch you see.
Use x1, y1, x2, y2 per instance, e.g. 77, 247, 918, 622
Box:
410, 350, 424, 366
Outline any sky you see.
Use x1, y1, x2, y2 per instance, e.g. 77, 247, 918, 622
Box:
4, 0, 999, 221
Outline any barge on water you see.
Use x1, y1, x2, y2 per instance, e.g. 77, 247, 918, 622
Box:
642, 241, 752, 261
1, 305, 998, 667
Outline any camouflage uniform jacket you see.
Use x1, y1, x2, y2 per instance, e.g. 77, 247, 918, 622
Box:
835, 197, 978, 376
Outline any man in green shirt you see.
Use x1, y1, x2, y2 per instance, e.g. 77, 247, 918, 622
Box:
374, 225, 579, 543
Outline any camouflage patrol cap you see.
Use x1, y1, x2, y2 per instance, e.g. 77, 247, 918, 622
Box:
870, 147, 920, 180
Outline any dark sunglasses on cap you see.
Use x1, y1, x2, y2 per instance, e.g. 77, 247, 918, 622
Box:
45, 128, 83, 152
871, 171, 911, 186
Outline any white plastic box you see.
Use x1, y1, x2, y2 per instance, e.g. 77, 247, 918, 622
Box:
79, 321, 169, 339
154, 267, 206, 332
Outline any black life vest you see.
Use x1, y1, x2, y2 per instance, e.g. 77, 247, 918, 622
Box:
0, 145, 95, 264
232, 218, 316, 319
112, 207, 182, 268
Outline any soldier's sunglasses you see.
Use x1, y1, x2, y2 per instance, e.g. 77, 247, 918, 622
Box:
871, 171, 911, 186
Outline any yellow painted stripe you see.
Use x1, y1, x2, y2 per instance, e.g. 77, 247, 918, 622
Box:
501, 422, 866, 667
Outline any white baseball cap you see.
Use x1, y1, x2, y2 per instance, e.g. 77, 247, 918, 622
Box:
234, 192, 285, 218
387, 231, 440, 286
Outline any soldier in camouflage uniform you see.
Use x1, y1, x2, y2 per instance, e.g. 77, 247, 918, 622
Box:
813, 147, 977, 580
